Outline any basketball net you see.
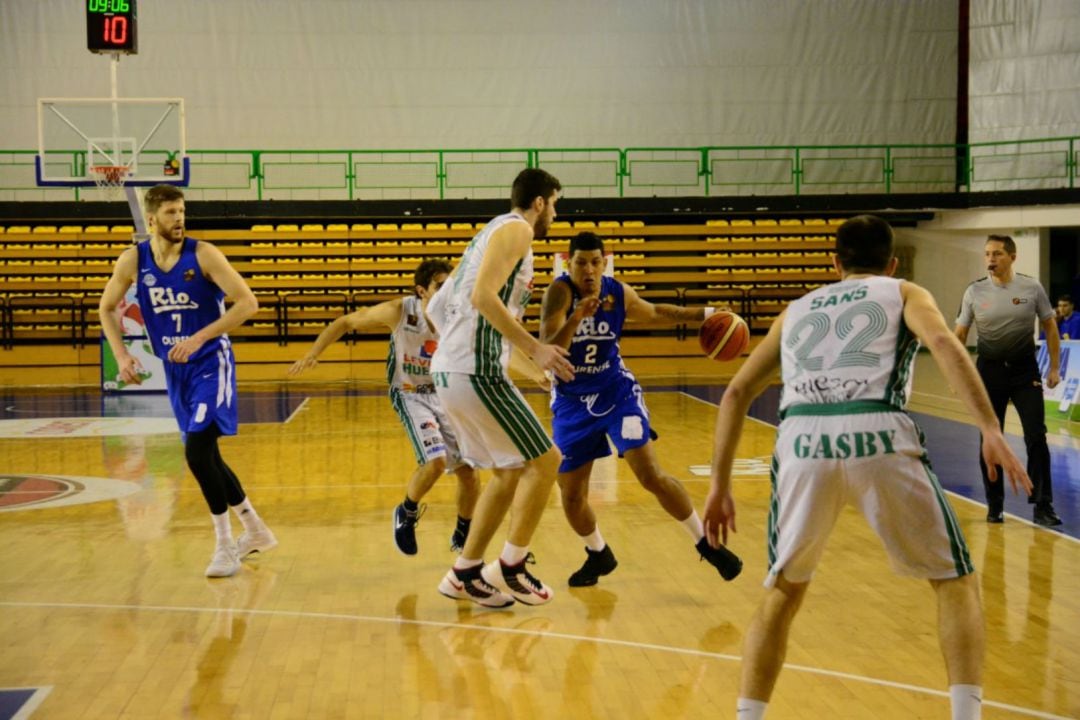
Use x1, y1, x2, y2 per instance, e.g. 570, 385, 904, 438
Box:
90, 164, 131, 202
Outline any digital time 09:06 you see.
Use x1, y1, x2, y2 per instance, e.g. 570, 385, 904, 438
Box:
88, 0, 130, 13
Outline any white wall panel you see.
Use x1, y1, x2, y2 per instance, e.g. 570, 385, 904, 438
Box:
1, 1, 957, 152
970, 0, 1080, 142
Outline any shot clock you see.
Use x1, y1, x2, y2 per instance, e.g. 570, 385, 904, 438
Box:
86, 0, 138, 55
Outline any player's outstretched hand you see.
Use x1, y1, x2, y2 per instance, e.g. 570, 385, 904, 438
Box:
531, 343, 574, 383
288, 356, 318, 376
981, 429, 1033, 497
703, 487, 737, 548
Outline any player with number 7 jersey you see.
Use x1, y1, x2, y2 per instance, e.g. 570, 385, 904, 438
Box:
100, 185, 276, 580
136, 239, 230, 365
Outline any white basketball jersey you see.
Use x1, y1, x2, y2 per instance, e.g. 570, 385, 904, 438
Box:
387, 295, 438, 391
429, 212, 535, 377
780, 276, 919, 411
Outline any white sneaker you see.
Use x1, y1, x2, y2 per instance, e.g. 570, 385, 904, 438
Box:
237, 526, 278, 559
205, 543, 241, 578
437, 566, 515, 608
481, 556, 554, 606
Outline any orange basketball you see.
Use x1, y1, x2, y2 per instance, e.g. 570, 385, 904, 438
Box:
699, 311, 749, 361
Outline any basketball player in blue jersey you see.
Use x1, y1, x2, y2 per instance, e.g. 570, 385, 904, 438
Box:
704, 215, 1031, 720
540, 231, 742, 587
288, 259, 480, 556
99, 185, 277, 579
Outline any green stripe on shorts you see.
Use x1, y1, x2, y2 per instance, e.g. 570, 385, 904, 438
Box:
767, 450, 780, 570
469, 375, 551, 460
914, 423, 973, 577
389, 388, 427, 465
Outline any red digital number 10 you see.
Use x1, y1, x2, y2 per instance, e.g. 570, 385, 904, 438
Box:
103, 15, 128, 44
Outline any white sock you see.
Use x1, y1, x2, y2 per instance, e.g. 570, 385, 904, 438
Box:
454, 556, 483, 570
736, 698, 767, 719
581, 527, 606, 552
500, 542, 528, 566
949, 684, 982, 720
231, 497, 261, 532
680, 510, 705, 541
211, 512, 233, 546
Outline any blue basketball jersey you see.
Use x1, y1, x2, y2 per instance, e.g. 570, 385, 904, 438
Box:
554, 275, 631, 396
135, 238, 229, 363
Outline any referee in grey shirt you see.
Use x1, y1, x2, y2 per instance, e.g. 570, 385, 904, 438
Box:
955, 234, 1061, 526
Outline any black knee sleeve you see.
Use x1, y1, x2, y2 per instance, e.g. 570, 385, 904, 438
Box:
185, 427, 231, 515
213, 443, 247, 507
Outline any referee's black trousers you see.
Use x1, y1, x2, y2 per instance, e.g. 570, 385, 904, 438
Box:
976, 354, 1053, 512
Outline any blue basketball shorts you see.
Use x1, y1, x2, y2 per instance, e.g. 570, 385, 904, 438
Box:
551, 380, 651, 473
163, 347, 239, 438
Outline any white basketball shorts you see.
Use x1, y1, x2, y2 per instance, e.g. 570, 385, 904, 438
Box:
431, 371, 553, 469
766, 407, 973, 588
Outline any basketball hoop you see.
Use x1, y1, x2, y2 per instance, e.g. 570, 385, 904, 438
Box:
90, 164, 131, 200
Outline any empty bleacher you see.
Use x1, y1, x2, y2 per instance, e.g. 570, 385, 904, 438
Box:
0, 219, 840, 349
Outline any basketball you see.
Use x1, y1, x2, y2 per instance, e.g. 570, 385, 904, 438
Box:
699, 311, 749, 361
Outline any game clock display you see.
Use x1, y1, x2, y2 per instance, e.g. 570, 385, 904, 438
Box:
86, 0, 138, 55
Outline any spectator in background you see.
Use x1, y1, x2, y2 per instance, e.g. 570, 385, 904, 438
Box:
1055, 295, 1079, 339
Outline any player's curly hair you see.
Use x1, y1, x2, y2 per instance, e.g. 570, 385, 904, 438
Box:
414, 258, 452, 294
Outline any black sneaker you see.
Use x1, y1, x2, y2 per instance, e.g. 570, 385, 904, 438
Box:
1033, 505, 1063, 527
482, 555, 554, 606
568, 545, 618, 587
986, 509, 1004, 523
450, 519, 470, 553
696, 537, 743, 581
393, 502, 425, 555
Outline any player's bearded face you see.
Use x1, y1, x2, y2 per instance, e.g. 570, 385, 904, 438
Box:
532, 193, 558, 239
153, 200, 185, 244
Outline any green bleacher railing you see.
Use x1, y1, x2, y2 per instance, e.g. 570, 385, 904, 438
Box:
3, 136, 1076, 201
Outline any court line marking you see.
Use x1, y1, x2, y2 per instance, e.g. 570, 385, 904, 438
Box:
945, 493, 1080, 545
677, 390, 778, 429
0, 600, 1067, 720
6, 685, 53, 720
283, 396, 310, 424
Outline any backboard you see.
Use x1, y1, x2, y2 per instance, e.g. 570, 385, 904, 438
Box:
35, 97, 188, 188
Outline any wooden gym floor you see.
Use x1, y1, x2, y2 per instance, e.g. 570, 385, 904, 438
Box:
0, 356, 1077, 719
